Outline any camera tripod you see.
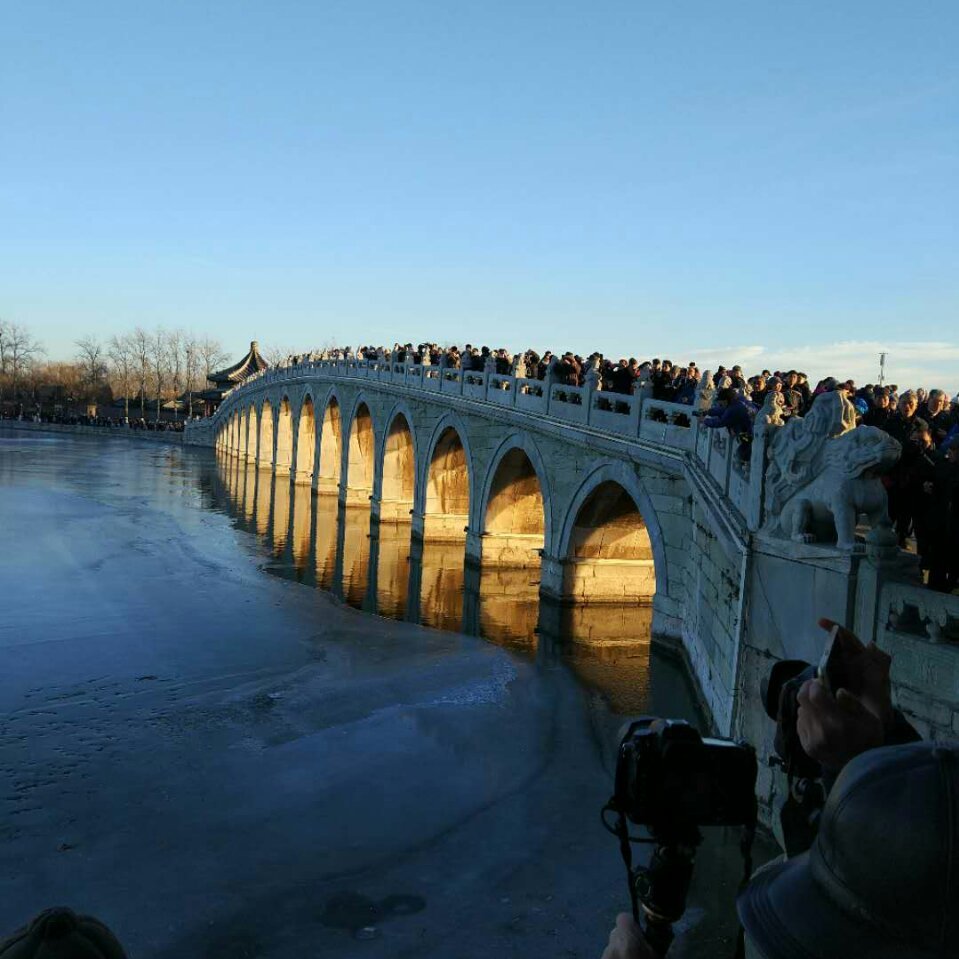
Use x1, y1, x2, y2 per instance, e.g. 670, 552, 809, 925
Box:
607, 807, 702, 956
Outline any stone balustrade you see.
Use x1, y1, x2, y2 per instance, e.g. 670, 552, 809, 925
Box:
878, 581, 959, 739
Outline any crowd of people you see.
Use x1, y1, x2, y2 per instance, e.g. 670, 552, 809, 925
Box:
285, 342, 959, 592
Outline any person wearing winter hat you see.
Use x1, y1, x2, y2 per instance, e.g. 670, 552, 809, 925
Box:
0, 908, 127, 958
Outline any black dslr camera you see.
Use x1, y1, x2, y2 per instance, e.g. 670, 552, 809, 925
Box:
762, 658, 827, 856
604, 718, 757, 956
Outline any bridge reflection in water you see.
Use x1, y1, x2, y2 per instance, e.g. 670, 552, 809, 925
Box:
215, 454, 660, 714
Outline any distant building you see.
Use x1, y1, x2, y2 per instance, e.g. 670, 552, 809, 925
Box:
196, 341, 269, 416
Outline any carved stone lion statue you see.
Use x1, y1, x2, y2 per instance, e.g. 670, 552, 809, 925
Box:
755, 391, 785, 434
763, 392, 901, 550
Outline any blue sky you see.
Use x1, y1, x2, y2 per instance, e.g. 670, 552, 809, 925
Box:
3, 1, 957, 389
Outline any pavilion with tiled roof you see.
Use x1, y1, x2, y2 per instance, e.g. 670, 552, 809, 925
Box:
197, 341, 269, 416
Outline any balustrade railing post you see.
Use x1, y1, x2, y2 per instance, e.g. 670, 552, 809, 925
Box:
583, 382, 597, 427
723, 433, 734, 494
746, 429, 769, 530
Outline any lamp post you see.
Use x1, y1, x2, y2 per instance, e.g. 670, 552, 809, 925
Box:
878, 352, 887, 387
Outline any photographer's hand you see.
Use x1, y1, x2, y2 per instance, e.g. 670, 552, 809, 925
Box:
601, 914, 657, 959
796, 678, 884, 772
817, 618, 894, 732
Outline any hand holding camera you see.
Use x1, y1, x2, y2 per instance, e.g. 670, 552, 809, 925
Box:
796, 618, 893, 772
600, 913, 656, 959
813, 617, 894, 730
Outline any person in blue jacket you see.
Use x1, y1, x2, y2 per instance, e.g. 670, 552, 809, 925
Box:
702, 387, 755, 436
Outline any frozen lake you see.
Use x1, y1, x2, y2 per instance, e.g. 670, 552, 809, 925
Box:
0, 429, 761, 958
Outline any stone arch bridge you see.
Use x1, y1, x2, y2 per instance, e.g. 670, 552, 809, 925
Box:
187, 356, 959, 817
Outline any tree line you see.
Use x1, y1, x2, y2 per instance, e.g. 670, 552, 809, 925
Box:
0, 319, 230, 420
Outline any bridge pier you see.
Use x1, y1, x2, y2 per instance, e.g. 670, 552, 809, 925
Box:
405, 536, 424, 625
461, 561, 481, 637
410, 509, 426, 541
464, 527, 484, 567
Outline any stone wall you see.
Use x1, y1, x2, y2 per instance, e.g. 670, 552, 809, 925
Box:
680, 499, 746, 734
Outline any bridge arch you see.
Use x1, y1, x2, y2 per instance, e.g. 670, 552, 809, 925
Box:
257, 399, 274, 469
275, 396, 294, 475
293, 393, 316, 486
555, 461, 667, 607
344, 395, 376, 507
316, 389, 343, 495
478, 433, 552, 568
378, 403, 417, 523
420, 413, 474, 542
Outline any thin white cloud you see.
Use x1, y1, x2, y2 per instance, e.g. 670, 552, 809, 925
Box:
687, 341, 959, 394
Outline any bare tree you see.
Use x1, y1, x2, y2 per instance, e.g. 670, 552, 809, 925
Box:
33, 360, 82, 415
0, 320, 45, 407
108, 334, 135, 420
263, 344, 295, 367
131, 327, 151, 418
75, 335, 107, 402
166, 329, 184, 420
149, 328, 168, 421
198, 337, 228, 380
184, 334, 202, 418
